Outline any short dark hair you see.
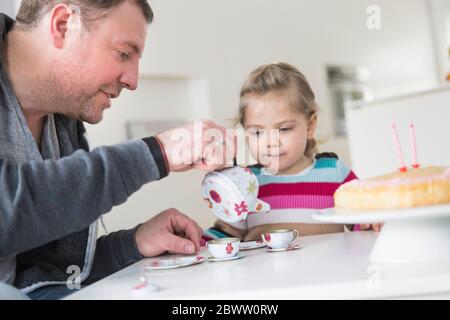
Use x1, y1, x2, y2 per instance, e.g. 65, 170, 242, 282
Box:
16, 0, 153, 29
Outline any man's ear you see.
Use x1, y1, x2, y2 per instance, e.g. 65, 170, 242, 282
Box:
307, 112, 318, 140
49, 4, 74, 49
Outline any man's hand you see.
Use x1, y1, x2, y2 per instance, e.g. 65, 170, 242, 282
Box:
156, 120, 236, 172
134, 208, 203, 257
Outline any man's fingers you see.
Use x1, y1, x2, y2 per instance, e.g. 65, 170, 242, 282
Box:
177, 222, 202, 252
199, 121, 236, 170
197, 224, 204, 238
202, 142, 227, 169
172, 213, 202, 251
192, 160, 230, 172
162, 233, 197, 255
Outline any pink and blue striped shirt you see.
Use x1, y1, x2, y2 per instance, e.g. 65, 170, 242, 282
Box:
203, 154, 358, 240
243, 156, 357, 227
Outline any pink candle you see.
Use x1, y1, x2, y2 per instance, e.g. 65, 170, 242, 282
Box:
391, 124, 407, 172
409, 123, 420, 169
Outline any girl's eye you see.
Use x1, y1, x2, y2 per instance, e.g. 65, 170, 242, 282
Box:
248, 129, 261, 137
279, 127, 292, 132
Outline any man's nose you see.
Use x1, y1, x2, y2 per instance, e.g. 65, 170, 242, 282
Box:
119, 63, 139, 91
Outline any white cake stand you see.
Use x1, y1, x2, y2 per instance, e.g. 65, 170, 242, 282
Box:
314, 204, 450, 264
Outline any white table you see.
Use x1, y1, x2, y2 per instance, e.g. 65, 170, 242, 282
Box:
66, 232, 450, 300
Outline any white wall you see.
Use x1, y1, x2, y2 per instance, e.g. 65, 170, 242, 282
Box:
427, 0, 450, 81
346, 85, 450, 179
84, 0, 439, 233
14, 0, 20, 14
0, 1, 16, 17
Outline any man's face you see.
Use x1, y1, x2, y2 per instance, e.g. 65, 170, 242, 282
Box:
52, 2, 147, 123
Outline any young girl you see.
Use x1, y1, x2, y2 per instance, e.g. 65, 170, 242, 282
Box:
203, 62, 380, 242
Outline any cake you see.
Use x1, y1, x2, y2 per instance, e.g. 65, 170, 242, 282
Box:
334, 166, 450, 210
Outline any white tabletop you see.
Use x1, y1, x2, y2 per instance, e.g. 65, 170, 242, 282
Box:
66, 231, 450, 300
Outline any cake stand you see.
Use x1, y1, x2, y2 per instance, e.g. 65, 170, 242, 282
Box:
314, 204, 450, 264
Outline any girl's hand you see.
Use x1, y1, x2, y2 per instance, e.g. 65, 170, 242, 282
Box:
359, 223, 384, 232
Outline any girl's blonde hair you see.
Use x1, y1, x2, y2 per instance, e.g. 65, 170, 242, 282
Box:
237, 62, 318, 159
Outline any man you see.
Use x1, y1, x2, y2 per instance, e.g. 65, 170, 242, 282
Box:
0, 0, 234, 299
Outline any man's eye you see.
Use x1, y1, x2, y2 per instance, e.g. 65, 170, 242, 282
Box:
118, 51, 130, 60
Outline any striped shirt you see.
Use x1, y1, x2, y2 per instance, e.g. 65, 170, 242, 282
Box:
203, 154, 358, 241
244, 156, 357, 228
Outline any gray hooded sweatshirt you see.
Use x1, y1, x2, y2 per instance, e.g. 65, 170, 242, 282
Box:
0, 13, 169, 293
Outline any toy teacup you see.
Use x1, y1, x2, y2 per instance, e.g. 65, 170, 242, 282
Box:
261, 229, 299, 250
201, 166, 270, 223
206, 238, 240, 259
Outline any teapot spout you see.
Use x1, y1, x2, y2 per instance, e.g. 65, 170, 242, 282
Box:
252, 199, 271, 213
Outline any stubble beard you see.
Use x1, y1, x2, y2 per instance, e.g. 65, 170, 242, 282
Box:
33, 64, 101, 123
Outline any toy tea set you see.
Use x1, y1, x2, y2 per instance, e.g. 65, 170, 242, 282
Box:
144, 165, 302, 271
201, 166, 301, 255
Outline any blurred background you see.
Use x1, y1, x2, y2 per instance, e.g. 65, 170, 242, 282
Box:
2, 0, 450, 233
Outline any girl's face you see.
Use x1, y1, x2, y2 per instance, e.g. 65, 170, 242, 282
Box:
244, 91, 317, 175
